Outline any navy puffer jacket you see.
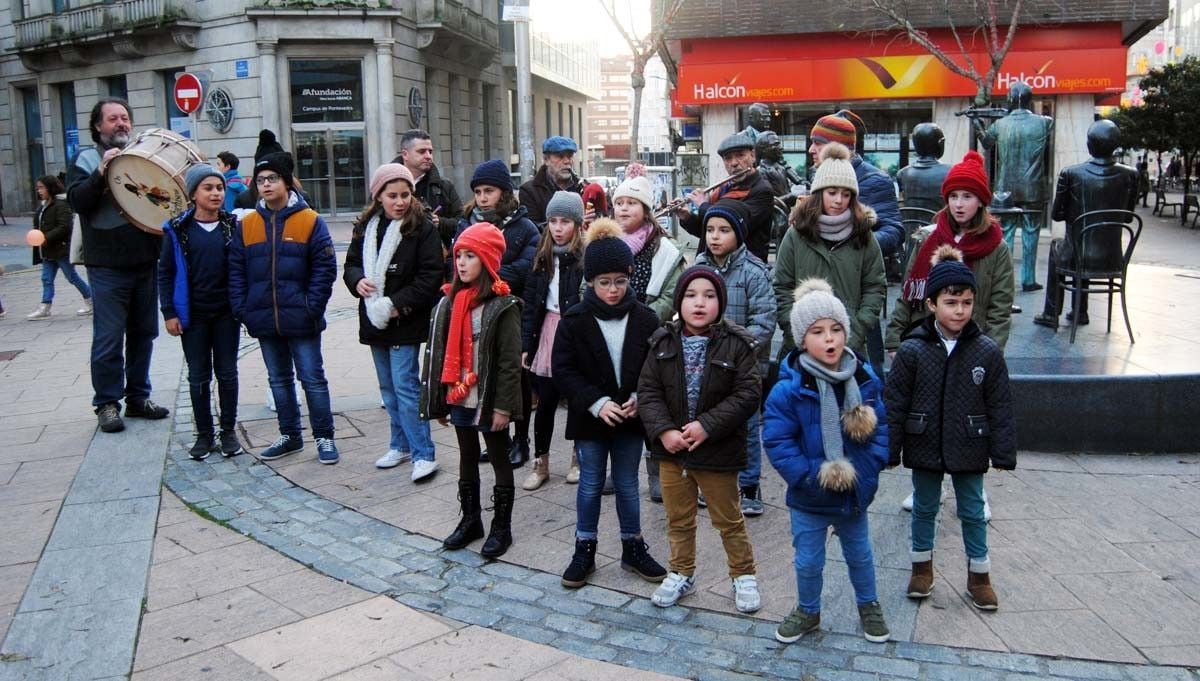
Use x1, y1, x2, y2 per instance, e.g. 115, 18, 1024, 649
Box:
228, 192, 337, 338
853, 155, 904, 259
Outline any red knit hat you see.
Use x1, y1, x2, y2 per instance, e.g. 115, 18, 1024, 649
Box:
941, 150, 993, 206
450, 222, 510, 295
810, 114, 857, 147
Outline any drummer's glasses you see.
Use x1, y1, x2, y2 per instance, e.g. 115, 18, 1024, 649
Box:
255, 174, 281, 185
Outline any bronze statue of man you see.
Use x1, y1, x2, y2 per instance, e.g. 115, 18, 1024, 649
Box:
897, 123, 951, 213
1032, 119, 1137, 330
741, 102, 772, 143
979, 83, 1054, 291
755, 131, 803, 197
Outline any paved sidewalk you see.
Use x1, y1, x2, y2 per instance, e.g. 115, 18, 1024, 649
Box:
1, 203, 1199, 680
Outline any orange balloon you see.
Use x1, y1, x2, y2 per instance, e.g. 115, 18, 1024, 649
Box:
25, 230, 45, 247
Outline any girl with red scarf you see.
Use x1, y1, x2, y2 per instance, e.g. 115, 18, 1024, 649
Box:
420, 222, 523, 559
886, 151, 1015, 352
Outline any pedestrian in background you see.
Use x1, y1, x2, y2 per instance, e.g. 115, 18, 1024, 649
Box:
158, 164, 244, 461
29, 174, 93, 320
765, 279, 890, 645
520, 191, 586, 490
885, 248, 1016, 612
638, 266, 763, 613
215, 152, 247, 213
693, 199, 776, 516
421, 223, 523, 559
344, 163, 443, 482
553, 219, 666, 589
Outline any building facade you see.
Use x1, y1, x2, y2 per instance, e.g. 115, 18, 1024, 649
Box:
658, 0, 1168, 188
585, 54, 670, 176
0, 0, 596, 218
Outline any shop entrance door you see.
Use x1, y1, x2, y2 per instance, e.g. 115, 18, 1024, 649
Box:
292, 127, 366, 216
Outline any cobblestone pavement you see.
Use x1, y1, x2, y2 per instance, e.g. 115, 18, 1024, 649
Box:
1, 204, 1199, 680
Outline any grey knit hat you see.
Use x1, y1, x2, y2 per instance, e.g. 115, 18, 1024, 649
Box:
790, 278, 851, 340
185, 163, 225, 200
546, 190, 584, 223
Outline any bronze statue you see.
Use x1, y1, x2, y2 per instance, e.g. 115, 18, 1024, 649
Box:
755, 131, 803, 197
741, 102, 772, 143
897, 123, 951, 212
979, 83, 1054, 291
1032, 119, 1137, 330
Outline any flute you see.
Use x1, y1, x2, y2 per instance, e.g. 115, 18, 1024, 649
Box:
654, 167, 754, 218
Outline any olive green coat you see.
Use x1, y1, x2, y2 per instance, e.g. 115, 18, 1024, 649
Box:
885, 226, 1014, 350
420, 294, 524, 423
773, 227, 887, 356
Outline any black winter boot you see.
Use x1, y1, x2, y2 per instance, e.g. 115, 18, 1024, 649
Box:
621, 535, 667, 582
443, 479, 485, 550
561, 538, 598, 588
508, 437, 530, 469
481, 484, 515, 559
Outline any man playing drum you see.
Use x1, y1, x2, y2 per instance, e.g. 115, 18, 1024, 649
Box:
67, 97, 171, 433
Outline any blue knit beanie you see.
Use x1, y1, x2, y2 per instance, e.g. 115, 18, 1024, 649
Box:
471, 159, 513, 191
703, 198, 750, 246
925, 246, 977, 300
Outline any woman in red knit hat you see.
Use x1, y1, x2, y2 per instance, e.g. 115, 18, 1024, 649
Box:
885, 150, 1013, 518
886, 150, 1014, 352
420, 222, 524, 559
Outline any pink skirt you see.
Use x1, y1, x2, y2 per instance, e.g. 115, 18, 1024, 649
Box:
530, 311, 561, 378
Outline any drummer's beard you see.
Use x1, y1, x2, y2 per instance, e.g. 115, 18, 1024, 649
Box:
101, 130, 131, 148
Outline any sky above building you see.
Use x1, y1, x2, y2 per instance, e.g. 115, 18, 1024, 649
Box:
531, 0, 649, 57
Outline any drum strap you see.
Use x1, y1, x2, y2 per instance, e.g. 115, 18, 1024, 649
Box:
241, 209, 319, 247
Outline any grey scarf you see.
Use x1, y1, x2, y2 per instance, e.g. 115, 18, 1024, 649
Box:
817, 211, 853, 242
798, 349, 862, 463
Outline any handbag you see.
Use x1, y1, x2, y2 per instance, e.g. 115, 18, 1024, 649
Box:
69, 213, 84, 265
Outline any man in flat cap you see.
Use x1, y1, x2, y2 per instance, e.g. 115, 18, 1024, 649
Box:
675, 131, 775, 261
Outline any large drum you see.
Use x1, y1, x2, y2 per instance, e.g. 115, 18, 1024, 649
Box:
106, 128, 205, 235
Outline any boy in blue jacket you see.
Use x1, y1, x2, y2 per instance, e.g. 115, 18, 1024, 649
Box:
158, 164, 244, 460
764, 279, 889, 644
228, 153, 339, 464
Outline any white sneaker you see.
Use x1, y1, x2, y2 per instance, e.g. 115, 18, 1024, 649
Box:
732, 574, 762, 613
77, 299, 92, 316
375, 449, 411, 469
982, 489, 992, 522
901, 486, 949, 512
651, 571, 695, 607
411, 459, 439, 482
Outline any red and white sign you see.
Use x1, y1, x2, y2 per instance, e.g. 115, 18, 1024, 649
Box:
173, 73, 204, 115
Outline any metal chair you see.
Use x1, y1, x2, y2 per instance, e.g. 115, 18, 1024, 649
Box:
1057, 209, 1142, 344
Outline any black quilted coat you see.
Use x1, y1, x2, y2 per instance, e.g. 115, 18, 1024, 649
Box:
884, 315, 1016, 473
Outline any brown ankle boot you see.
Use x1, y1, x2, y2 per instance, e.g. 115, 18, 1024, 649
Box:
968, 571, 998, 610
907, 561, 934, 598
522, 454, 550, 491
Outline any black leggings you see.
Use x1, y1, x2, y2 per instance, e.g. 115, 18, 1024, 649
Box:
513, 370, 533, 443
455, 426, 514, 488
532, 374, 562, 456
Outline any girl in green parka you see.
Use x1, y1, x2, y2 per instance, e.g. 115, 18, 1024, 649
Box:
774, 143, 886, 362
886, 151, 1014, 352
420, 222, 523, 560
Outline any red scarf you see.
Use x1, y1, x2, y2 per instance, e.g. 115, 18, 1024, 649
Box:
440, 283, 482, 404
439, 279, 510, 404
901, 211, 1003, 302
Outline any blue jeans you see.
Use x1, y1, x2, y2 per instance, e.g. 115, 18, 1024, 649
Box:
89, 266, 157, 407
41, 258, 92, 304
738, 410, 761, 488
371, 344, 434, 461
911, 470, 988, 564
790, 508, 878, 614
575, 430, 643, 540
180, 311, 240, 435
258, 334, 334, 440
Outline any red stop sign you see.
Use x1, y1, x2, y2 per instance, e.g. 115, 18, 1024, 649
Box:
173, 73, 204, 115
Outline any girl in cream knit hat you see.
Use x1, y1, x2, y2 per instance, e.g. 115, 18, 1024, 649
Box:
773, 143, 887, 363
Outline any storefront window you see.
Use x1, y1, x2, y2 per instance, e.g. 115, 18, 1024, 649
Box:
740, 104, 932, 179
290, 59, 364, 124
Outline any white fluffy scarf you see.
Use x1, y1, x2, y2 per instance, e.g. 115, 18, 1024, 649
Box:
362, 213, 405, 329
